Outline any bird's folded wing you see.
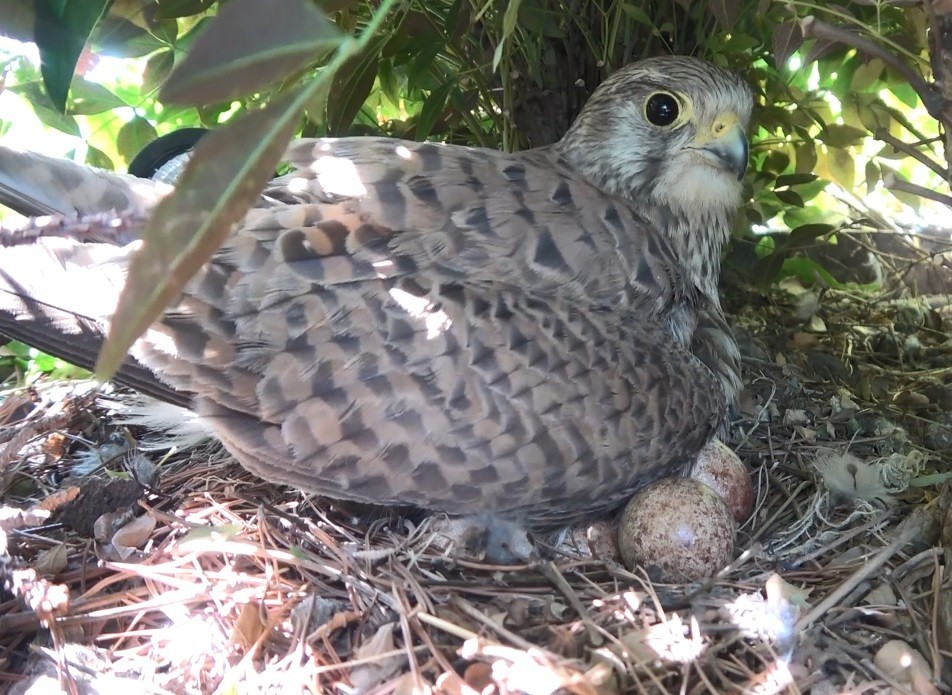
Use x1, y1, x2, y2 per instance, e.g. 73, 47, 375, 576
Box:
267, 138, 692, 311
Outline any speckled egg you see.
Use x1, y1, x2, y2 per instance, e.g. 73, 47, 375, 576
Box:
617, 478, 735, 582
690, 438, 753, 523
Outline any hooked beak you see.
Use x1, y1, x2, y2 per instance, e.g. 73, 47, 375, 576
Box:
694, 120, 749, 181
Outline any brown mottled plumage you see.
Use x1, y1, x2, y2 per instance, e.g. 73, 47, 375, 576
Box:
0, 56, 752, 526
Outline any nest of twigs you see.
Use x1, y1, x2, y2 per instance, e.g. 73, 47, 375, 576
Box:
1, 240, 950, 694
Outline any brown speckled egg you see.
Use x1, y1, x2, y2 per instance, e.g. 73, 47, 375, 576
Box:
690, 439, 753, 523
617, 478, 735, 582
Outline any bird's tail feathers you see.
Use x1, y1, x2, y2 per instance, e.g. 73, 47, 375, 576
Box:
0, 146, 168, 218
99, 393, 213, 450
0, 236, 190, 407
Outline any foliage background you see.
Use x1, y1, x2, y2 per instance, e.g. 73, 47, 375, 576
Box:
0, 0, 948, 297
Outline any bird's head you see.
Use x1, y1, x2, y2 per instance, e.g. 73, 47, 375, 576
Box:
558, 55, 753, 292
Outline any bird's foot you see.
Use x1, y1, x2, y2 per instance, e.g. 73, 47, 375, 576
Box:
429, 514, 536, 564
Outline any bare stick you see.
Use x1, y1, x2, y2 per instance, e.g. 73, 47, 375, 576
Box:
875, 129, 950, 180
883, 172, 952, 208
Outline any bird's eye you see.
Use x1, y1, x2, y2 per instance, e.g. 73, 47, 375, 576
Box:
645, 92, 680, 126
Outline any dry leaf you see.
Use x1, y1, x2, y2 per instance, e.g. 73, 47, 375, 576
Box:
349, 622, 403, 693
873, 640, 938, 695
765, 573, 812, 608
110, 513, 157, 558
34, 544, 69, 577
231, 600, 266, 650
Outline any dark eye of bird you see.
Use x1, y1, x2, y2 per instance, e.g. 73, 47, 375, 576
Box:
645, 93, 679, 126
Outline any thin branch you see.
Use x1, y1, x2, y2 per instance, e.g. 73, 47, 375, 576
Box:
800, 16, 945, 120
875, 128, 951, 180
850, 0, 922, 5
883, 172, 952, 208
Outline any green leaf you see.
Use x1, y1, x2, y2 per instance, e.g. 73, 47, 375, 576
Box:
117, 116, 158, 166
775, 189, 805, 207
821, 124, 868, 148
762, 150, 790, 174
67, 77, 127, 114
794, 142, 818, 174
755, 235, 776, 259
406, 41, 443, 88
34, 0, 113, 112
326, 51, 379, 135
160, 0, 344, 106
142, 49, 175, 94
0, 1, 37, 42
85, 144, 114, 170
415, 82, 452, 139
92, 16, 168, 58
8, 81, 81, 136
890, 81, 920, 109
775, 173, 818, 188
788, 223, 835, 247
864, 160, 880, 195
708, 0, 740, 30
752, 252, 785, 289
96, 91, 303, 379
826, 147, 856, 190
493, 0, 524, 71
850, 58, 883, 91
772, 21, 804, 68
377, 59, 401, 107
780, 256, 851, 289
620, 4, 653, 26
153, 0, 216, 20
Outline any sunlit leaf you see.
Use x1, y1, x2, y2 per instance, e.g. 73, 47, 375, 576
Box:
117, 116, 158, 165
794, 143, 818, 174
865, 160, 880, 195
821, 124, 868, 148
160, 0, 344, 106
851, 58, 883, 91
8, 81, 81, 136
34, 0, 112, 112
96, 93, 303, 378
755, 235, 776, 259
889, 81, 921, 109
377, 59, 401, 107
85, 144, 114, 170
68, 77, 128, 114
493, 0, 524, 71
820, 147, 856, 190
153, 0, 215, 19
